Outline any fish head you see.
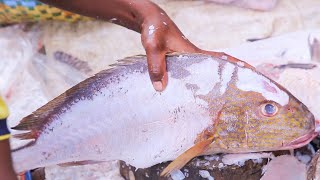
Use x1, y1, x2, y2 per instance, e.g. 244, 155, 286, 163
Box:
211, 67, 317, 152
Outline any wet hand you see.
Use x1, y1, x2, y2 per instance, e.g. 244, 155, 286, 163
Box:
141, 12, 233, 92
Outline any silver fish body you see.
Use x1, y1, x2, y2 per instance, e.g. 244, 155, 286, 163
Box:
12, 54, 315, 173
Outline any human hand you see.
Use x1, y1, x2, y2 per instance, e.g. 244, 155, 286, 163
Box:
140, 12, 198, 91
140, 11, 240, 91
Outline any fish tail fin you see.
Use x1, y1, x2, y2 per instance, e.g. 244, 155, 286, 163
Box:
11, 113, 44, 140
12, 132, 38, 140
160, 136, 215, 177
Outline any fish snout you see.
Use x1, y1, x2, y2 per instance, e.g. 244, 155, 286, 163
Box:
298, 103, 315, 131
315, 119, 320, 134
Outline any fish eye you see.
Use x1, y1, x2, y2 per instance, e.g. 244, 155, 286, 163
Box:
260, 103, 278, 117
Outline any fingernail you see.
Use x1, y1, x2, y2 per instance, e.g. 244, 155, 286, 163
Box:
152, 81, 163, 91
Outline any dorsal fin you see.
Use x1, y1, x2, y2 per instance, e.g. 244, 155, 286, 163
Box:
12, 55, 147, 140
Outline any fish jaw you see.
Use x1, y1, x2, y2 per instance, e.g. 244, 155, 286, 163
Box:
279, 120, 320, 150
279, 131, 317, 150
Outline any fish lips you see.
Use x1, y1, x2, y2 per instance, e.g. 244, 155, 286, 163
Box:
281, 118, 320, 150
279, 128, 318, 150
284, 131, 317, 149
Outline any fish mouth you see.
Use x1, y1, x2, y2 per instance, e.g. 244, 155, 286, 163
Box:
280, 130, 317, 150
279, 120, 320, 150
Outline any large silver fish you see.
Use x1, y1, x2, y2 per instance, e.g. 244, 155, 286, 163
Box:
12, 54, 318, 176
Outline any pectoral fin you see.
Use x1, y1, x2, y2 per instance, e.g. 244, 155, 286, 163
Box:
160, 136, 215, 177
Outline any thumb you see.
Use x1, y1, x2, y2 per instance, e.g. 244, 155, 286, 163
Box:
146, 48, 168, 92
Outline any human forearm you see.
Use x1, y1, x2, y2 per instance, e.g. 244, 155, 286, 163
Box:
39, 0, 166, 33
0, 140, 17, 180
38, 0, 195, 91
38, 0, 235, 91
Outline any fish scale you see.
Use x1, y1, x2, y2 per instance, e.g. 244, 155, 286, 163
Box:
11, 54, 317, 175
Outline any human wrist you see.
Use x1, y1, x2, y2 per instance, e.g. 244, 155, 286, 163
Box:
133, 1, 170, 31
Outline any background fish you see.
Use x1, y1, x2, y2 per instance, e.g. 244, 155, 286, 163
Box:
11, 54, 317, 175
